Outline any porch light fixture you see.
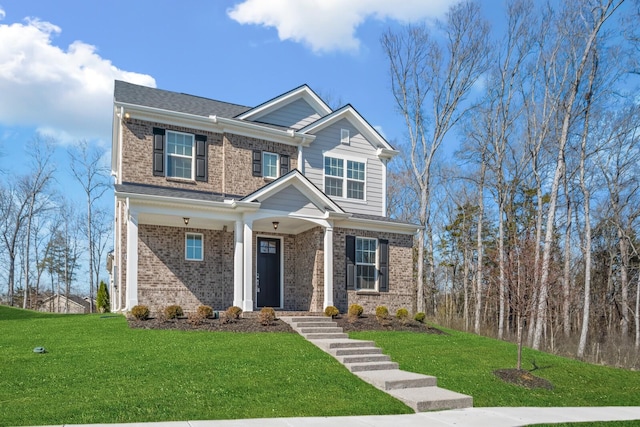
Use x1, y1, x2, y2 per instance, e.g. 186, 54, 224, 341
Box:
183, 217, 190, 226
272, 221, 279, 230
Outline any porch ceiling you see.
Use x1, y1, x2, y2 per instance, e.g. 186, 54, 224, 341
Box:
253, 216, 318, 235
138, 212, 233, 231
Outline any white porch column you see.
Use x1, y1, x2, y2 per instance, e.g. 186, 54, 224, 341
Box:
242, 220, 254, 311
125, 209, 139, 310
323, 223, 334, 309
233, 220, 244, 308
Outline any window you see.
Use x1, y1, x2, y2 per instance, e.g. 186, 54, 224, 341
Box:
324, 156, 365, 200
356, 237, 377, 290
185, 233, 203, 261
341, 129, 350, 145
263, 152, 279, 179
167, 131, 194, 179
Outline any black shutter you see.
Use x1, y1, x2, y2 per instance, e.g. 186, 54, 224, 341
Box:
280, 154, 289, 176
379, 239, 389, 292
346, 235, 356, 290
195, 134, 207, 181
152, 128, 165, 176
252, 150, 262, 177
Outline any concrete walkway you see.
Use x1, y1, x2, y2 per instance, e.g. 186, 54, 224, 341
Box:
58, 407, 640, 427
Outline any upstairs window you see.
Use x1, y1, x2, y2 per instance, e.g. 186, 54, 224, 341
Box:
153, 128, 207, 181
324, 156, 365, 200
263, 152, 279, 179
167, 131, 194, 179
185, 233, 203, 261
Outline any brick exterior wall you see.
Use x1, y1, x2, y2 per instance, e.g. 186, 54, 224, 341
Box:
223, 134, 298, 196
120, 119, 297, 197
136, 225, 234, 312
332, 228, 415, 315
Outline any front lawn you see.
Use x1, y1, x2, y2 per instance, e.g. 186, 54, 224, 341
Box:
350, 328, 640, 407
0, 306, 411, 426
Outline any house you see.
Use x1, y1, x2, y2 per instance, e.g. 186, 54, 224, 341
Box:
38, 294, 93, 314
109, 81, 420, 314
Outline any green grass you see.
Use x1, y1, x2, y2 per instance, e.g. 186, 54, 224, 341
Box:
350, 327, 640, 408
0, 306, 412, 426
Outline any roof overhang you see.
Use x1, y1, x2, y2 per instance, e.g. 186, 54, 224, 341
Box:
298, 105, 398, 158
236, 85, 332, 121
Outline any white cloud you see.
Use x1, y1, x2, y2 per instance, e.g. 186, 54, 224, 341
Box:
0, 13, 155, 143
228, 0, 455, 53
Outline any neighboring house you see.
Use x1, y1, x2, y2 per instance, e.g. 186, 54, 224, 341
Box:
39, 294, 92, 314
109, 81, 420, 314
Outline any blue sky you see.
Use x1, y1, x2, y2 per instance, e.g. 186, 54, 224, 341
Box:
0, 0, 457, 160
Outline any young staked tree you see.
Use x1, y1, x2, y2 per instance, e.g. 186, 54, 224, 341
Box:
381, 0, 490, 313
68, 141, 109, 312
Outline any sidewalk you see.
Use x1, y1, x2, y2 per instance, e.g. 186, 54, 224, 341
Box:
61, 407, 640, 427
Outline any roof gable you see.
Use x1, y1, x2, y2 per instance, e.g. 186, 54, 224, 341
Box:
299, 104, 397, 154
236, 85, 332, 123
242, 169, 344, 215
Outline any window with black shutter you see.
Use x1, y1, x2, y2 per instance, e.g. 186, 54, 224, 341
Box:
378, 239, 389, 292
252, 150, 262, 177
280, 154, 289, 176
195, 134, 207, 181
346, 235, 356, 290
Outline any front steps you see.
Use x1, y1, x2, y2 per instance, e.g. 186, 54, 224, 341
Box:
281, 316, 473, 412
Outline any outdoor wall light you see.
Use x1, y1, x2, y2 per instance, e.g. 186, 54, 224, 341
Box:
272, 221, 279, 230
183, 217, 190, 226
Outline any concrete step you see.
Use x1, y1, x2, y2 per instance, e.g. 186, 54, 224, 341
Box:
337, 354, 391, 364
286, 316, 333, 323
291, 321, 337, 328
387, 386, 473, 411
298, 326, 344, 334
324, 340, 376, 349
346, 361, 399, 372
333, 347, 382, 356
354, 369, 437, 390
303, 332, 349, 340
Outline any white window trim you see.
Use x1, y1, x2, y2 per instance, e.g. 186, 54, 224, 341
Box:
185, 232, 204, 261
166, 130, 195, 180
262, 151, 279, 179
356, 237, 378, 291
323, 154, 366, 201
341, 128, 350, 145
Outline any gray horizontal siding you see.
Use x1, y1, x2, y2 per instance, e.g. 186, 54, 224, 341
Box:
257, 98, 321, 130
303, 118, 384, 216
260, 186, 324, 216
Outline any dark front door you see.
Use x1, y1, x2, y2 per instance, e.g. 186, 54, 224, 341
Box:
256, 237, 281, 308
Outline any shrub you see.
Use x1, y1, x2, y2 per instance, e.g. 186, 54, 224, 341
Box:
197, 305, 214, 318
164, 304, 184, 319
222, 306, 243, 323
96, 281, 110, 313
131, 305, 150, 320
258, 307, 276, 326
324, 305, 339, 318
414, 312, 426, 323
396, 308, 409, 320
375, 305, 389, 320
348, 304, 364, 318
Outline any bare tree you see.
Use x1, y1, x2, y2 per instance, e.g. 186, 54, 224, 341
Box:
381, 0, 490, 312
68, 141, 109, 311
532, 0, 623, 350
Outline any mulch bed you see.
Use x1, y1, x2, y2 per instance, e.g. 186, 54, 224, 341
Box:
127, 313, 445, 334
493, 369, 554, 390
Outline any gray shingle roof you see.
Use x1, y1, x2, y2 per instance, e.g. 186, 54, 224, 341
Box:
114, 80, 251, 118
115, 182, 241, 202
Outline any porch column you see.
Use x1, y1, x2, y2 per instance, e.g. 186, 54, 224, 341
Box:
323, 223, 334, 309
233, 220, 244, 308
125, 210, 139, 310
242, 220, 254, 311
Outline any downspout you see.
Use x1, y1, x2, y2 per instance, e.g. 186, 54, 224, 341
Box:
297, 145, 303, 173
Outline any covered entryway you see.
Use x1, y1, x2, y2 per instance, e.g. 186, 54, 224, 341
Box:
256, 237, 281, 308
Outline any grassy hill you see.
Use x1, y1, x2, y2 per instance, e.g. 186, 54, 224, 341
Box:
2, 305, 639, 426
